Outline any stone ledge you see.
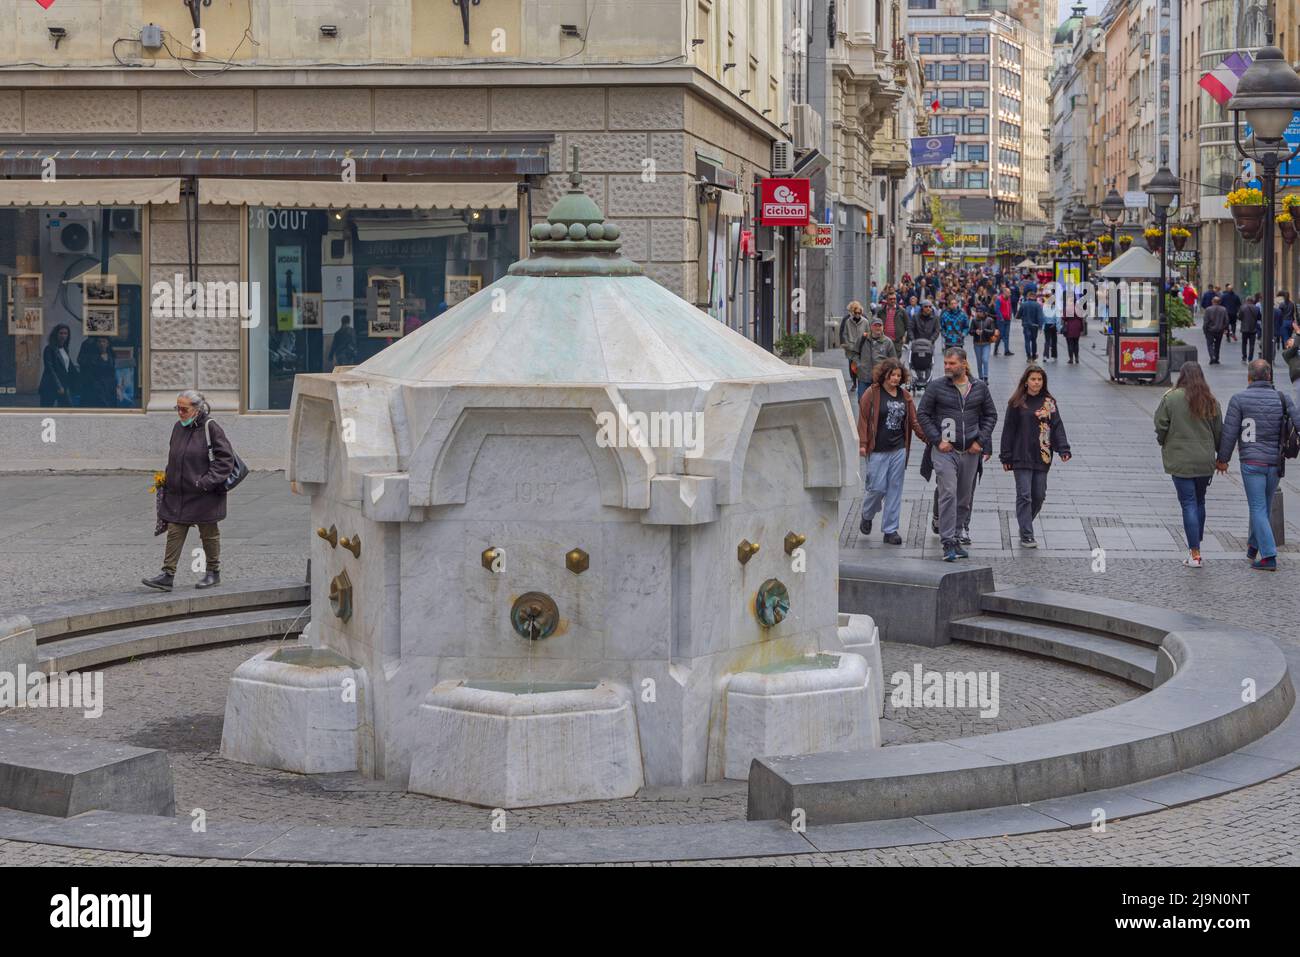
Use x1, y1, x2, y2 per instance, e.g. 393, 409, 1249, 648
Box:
0, 724, 174, 818
747, 588, 1295, 825
838, 555, 994, 648
17, 578, 308, 642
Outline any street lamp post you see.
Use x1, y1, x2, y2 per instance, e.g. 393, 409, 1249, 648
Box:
1101, 187, 1126, 260
1227, 41, 1300, 365
1143, 166, 1180, 382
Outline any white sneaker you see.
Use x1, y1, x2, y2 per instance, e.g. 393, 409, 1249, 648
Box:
1183, 553, 1203, 568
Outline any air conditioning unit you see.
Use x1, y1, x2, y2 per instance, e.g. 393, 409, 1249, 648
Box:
108, 208, 140, 233
790, 103, 823, 152
771, 140, 795, 175
45, 210, 96, 256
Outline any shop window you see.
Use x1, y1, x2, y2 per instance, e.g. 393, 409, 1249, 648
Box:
0, 207, 145, 409
246, 205, 519, 411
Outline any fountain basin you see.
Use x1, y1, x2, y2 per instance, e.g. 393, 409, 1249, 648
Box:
408, 679, 642, 808
220, 645, 369, 774
723, 651, 878, 780
838, 612, 884, 718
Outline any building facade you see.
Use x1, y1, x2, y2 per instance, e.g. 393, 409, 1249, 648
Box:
0, 0, 787, 467
908, 0, 1052, 263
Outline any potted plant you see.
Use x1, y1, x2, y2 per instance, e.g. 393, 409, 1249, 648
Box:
1280, 195, 1300, 245
1084, 240, 1097, 255
1098, 234, 1113, 248
1143, 227, 1165, 254
1280, 213, 1298, 246
1170, 226, 1191, 251
1225, 187, 1266, 242
776, 331, 817, 366
1118, 234, 1133, 251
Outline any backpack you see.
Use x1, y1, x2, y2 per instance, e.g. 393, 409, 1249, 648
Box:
204, 418, 249, 492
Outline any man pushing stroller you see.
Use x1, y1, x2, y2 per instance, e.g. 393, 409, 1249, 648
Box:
907, 300, 940, 393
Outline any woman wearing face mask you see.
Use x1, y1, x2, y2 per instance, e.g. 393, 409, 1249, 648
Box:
142, 390, 236, 592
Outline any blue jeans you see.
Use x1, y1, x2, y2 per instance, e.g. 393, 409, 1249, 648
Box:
994, 319, 1011, 353
861, 447, 907, 534
973, 343, 991, 380
1242, 463, 1281, 558
1023, 325, 1039, 357
857, 377, 869, 403
1171, 475, 1210, 550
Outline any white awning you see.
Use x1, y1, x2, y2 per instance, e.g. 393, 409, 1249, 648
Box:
718, 189, 745, 217
199, 179, 519, 210
0, 178, 181, 207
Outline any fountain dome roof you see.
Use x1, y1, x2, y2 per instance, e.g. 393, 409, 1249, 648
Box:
349, 156, 808, 389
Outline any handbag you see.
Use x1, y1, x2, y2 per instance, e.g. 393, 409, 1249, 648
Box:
205, 418, 249, 492
1279, 392, 1300, 463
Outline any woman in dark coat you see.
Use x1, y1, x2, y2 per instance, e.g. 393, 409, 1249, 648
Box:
39, 324, 78, 407
76, 336, 117, 408
142, 390, 236, 592
1000, 364, 1071, 548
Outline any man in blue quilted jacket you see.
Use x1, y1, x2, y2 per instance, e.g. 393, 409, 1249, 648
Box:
1217, 359, 1300, 571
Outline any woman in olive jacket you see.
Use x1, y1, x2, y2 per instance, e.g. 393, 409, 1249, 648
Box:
142, 390, 236, 592
1153, 361, 1224, 567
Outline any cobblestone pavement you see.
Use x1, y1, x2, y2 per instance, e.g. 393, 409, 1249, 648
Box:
3, 333, 1300, 864
0, 638, 1137, 831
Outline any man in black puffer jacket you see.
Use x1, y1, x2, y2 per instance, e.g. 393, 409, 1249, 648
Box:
1217, 359, 1300, 570
917, 347, 999, 561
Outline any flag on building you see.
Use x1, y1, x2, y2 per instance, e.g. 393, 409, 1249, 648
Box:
32, 0, 57, 9
933, 227, 945, 245
930, 97, 940, 113
1198, 52, 1253, 106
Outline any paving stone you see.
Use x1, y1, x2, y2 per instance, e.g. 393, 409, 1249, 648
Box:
917, 804, 1069, 840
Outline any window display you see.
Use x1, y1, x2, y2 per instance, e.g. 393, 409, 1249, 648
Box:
0, 207, 145, 409
247, 205, 519, 410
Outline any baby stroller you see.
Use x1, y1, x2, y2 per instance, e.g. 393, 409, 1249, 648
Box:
908, 335, 935, 394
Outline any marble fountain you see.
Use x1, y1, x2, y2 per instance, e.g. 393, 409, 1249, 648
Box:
220, 165, 883, 808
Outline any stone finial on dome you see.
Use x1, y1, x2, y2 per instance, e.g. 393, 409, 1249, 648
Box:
513, 145, 642, 277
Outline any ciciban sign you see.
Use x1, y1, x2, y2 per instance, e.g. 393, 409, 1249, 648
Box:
759, 178, 810, 226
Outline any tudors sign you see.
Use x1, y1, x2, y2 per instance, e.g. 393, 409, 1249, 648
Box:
759, 178, 811, 226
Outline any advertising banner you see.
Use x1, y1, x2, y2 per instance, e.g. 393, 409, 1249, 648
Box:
1118, 336, 1160, 375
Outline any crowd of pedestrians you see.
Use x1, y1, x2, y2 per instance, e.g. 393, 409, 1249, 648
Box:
842, 265, 1300, 569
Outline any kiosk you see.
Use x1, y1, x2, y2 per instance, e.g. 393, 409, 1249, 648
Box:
1096, 247, 1163, 383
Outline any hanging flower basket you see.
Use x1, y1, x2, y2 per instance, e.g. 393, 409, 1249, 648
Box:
1280, 213, 1298, 246
1230, 206, 1266, 243
1118, 235, 1133, 250
1098, 234, 1113, 248
1226, 187, 1266, 243
1144, 228, 1164, 254
1170, 227, 1191, 251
